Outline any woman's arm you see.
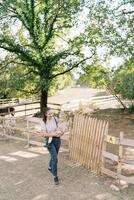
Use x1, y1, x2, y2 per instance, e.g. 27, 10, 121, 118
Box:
43, 132, 60, 138
36, 131, 59, 137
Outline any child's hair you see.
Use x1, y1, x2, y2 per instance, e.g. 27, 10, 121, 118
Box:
43, 107, 51, 123
59, 111, 67, 121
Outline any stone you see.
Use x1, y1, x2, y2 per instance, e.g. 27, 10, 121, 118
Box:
110, 184, 120, 191
96, 193, 119, 200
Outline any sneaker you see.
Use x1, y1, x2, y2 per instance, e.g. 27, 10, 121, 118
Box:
54, 176, 59, 185
48, 167, 52, 173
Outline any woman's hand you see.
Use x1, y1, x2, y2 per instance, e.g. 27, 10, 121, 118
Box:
57, 133, 64, 137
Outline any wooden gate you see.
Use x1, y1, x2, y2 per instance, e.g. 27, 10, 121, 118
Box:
69, 113, 108, 174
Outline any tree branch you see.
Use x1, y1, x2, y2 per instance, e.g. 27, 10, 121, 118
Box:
42, 13, 59, 48
0, 59, 39, 75
0, 37, 41, 68
16, 88, 39, 95
49, 52, 95, 80
113, 0, 134, 11
123, 10, 134, 14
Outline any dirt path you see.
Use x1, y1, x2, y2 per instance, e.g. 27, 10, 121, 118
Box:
0, 139, 133, 200
48, 87, 107, 104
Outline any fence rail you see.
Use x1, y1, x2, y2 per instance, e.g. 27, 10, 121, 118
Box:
0, 116, 43, 147
0, 101, 61, 117
101, 132, 134, 184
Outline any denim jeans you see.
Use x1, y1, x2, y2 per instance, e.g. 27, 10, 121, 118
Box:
47, 138, 61, 177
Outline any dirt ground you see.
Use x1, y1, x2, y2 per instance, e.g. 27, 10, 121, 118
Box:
0, 139, 133, 200
0, 106, 134, 200
91, 108, 134, 139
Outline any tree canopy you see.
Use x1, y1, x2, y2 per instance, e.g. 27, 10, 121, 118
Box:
0, 0, 95, 113
0, 0, 133, 112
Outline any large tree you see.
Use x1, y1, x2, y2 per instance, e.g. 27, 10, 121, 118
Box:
0, 0, 94, 113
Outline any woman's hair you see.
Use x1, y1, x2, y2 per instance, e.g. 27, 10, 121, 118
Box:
43, 107, 51, 123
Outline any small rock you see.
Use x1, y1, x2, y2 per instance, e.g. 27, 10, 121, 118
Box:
96, 193, 118, 200
119, 180, 128, 189
110, 184, 120, 191
95, 193, 110, 200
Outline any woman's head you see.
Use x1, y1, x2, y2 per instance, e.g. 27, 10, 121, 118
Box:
43, 107, 54, 123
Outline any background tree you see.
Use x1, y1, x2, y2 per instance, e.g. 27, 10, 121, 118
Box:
78, 58, 127, 109
113, 58, 134, 99
85, 0, 134, 58
0, 0, 95, 113
0, 55, 74, 99
78, 0, 134, 109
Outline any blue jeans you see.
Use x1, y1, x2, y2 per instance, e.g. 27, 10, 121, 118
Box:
47, 138, 61, 177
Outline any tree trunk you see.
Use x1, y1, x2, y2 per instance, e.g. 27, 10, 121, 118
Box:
107, 86, 127, 110
40, 90, 48, 114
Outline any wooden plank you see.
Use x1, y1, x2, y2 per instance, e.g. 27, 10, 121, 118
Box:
29, 140, 43, 146
120, 138, 134, 147
101, 122, 109, 174
71, 113, 78, 161
0, 133, 27, 142
104, 135, 119, 144
118, 175, 134, 184
73, 113, 81, 161
87, 118, 95, 169
77, 114, 85, 162
91, 119, 101, 172
121, 159, 134, 165
4, 126, 37, 134
93, 120, 105, 173
88, 118, 98, 171
80, 114, 85, 163
0, 132, 43, 147
97, 121, 108, 174
102, 151, 118, 162
82, 116, 91, 168
101, 167, 117, 179
117, 132, 124, 175
81, 115, 89, 166
69, 113, 78, 160
84, 117, 92, 169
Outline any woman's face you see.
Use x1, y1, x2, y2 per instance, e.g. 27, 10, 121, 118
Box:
46, 110, 54, 119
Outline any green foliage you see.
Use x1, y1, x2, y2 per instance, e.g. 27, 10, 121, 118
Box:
85, 0, 134, 58
128, 104, 134, 113
113, 58, 134, 99
0, 56, 74, 98
49, 71, 74, 96
78, 60, 108, 88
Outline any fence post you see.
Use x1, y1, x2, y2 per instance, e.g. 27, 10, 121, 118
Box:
25, 104, 26, 116
117, 132, 124, 183
26, 119, 30, 146
101, 134, 107, 173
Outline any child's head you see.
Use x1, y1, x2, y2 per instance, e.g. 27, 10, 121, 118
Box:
59, 112, 67, 122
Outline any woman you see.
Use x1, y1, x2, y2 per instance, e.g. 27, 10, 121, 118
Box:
41, 108, 64, 185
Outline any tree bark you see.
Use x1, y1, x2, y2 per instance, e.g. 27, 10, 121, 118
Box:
107, 86, 127, 110
40, 89, 48, 114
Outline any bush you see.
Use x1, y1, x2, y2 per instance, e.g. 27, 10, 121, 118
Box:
128, 104, 134, 113
114, 59, 134, 100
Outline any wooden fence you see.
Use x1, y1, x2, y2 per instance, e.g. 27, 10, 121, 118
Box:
102, 132, 134, 184
0, 101, 61, 117
0, 116, 43, 147
69, 113, 108, 174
